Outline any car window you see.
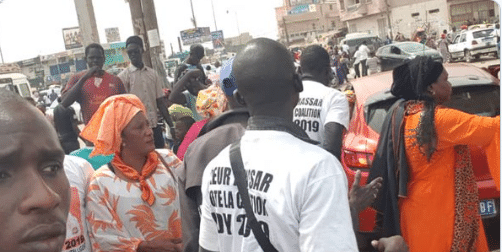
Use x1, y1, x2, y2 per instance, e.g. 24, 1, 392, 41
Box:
365, 85, 500, 133
378, 46, 390, 55
472, 29, 494, 39
453, 36, 460, 44
399, 43, 430, 53
460, 34, 467, 42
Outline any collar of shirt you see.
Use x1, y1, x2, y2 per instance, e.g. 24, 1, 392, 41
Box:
129, 65, 148, 72
247, 115, 319, 145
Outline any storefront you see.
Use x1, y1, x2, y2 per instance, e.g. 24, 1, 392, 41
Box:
449, 0, 497, 29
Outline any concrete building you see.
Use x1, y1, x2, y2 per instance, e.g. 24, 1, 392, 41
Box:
276, 0, 345, 46
390, 0, 449, 39
336, 0, 392, 40
336, 0, 498, 41
447, 0, 499, 28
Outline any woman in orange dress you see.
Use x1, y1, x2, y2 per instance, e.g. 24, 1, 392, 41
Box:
370, 56, 499, 251
81, 94, 183, 252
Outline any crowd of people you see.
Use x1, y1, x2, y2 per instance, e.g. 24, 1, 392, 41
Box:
0, 33, 499, 252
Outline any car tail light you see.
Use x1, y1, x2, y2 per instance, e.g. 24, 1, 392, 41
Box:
344, 150, 374, 169
472, 40, 478, 45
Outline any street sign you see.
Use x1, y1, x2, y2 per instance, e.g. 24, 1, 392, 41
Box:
180, 27, 211, 46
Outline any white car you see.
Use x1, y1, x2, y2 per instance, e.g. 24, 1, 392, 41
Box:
449, 28, 498, 62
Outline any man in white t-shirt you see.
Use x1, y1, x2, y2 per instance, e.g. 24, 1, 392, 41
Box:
358, 41, 370, 76
199, 38, 359, 252
295, 45, 350, 161
62, 155, 94, 252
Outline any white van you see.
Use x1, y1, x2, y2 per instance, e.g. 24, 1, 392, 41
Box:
339, 33, 383, 58
0, 73, 32, 98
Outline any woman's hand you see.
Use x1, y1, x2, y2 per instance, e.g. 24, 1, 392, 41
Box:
349, 170, 383, 213
371, 236, 409, 252
137, 238, 183, 252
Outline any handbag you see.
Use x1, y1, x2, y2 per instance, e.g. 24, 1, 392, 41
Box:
229, 141, 279, 252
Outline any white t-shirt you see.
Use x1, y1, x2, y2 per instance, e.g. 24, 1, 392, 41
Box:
199, 130, 358, 252
353, 50, 362, 65
63, 155, 94, 252
358, 44, 370, 60
293, 80, 350, 143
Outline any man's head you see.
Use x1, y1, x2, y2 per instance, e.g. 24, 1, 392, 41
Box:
233, 38, 302, 119
188, 44, 205, 65
300, 45, 334, 86
126, 36, 144, 68
174, 116, 195, 141
85, 43, 105, 69
0, 90, 70, 252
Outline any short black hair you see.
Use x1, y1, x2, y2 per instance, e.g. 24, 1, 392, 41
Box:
126, 35, 144, 48
85, 43, 105, 57
177, 116, 195, 128
190, 44, 205, 59
300, 45, 330, 75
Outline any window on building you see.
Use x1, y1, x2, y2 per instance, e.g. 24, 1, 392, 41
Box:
355, 0, 360, 4
428, 9, 439, 14
339, 0, 344, 10
332, 21, 336, 28
330, 4, 333, 10
411, 12, 420, 17
313, 23, 316, 30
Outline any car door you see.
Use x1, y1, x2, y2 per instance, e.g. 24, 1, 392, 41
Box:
449, 35, 461, 58
376, 46, 392, 71
457, 34, 468, 56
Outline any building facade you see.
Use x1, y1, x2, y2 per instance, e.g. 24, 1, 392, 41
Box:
336, 0, 392, 40
276, 0, 345, 46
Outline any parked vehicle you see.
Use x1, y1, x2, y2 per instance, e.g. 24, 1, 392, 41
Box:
449, 28, 498, 63
0, 73, 32, 98
375, 42, 443, 72
343, 63, 500, 250
339, 33, 383, 58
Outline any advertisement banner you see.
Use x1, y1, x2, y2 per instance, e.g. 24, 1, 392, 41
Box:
211, 30, 225, 49
180, 27, 211, 45
105, 27, 121, 43
62, 27, 83, 50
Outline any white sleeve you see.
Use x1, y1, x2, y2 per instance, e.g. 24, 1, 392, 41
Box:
299, 158, 358, 252
64, 155, 94, 196
198, 164, 220, 251
324, 91, 350, 129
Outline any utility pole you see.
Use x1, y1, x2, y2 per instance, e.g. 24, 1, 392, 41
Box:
283, 17, 290, 47
211, 0, 218, 31
178, 37, 183, 53
73, 0, 100, 46
127, 0, 152, 68
190, 0, 197, 28
385, 0, 393, 40
141, 0, 168, 88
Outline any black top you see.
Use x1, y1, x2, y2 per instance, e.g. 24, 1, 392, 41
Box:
53, 104, 79, 142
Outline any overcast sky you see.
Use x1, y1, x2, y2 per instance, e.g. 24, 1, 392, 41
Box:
0, 0, 283, 63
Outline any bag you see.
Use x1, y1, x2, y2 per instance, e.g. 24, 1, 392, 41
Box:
229, 141, 279, 252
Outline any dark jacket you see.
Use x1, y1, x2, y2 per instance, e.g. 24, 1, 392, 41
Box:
367, 99, 409, 238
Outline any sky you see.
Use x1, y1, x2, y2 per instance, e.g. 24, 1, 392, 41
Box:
0, 0, 284, 63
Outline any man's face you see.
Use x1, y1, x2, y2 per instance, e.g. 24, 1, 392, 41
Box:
126, 43, 143, 67
85, 47, 105, 69
0, 105, 70, 252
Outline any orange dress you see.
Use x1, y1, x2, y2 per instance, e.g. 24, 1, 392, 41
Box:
399, 105, 499, 252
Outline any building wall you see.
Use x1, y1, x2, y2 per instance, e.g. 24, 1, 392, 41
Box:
346, 13, 389, 38
447, 0, 498, 29
277, 2, 345, 44
391, 0, 449, 39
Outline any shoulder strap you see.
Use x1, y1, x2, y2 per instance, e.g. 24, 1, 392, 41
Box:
229, 141, 278, 252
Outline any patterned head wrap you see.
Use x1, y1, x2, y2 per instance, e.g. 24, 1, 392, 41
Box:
196, 83, 227, 119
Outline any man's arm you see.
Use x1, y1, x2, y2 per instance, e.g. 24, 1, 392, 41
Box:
323, 122, 345, 160
157, 97, 176, 141
168, 69, 203, 105
61, 66, 99, 108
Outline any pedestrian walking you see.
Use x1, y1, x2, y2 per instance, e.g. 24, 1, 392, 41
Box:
438, 33, 450, 63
